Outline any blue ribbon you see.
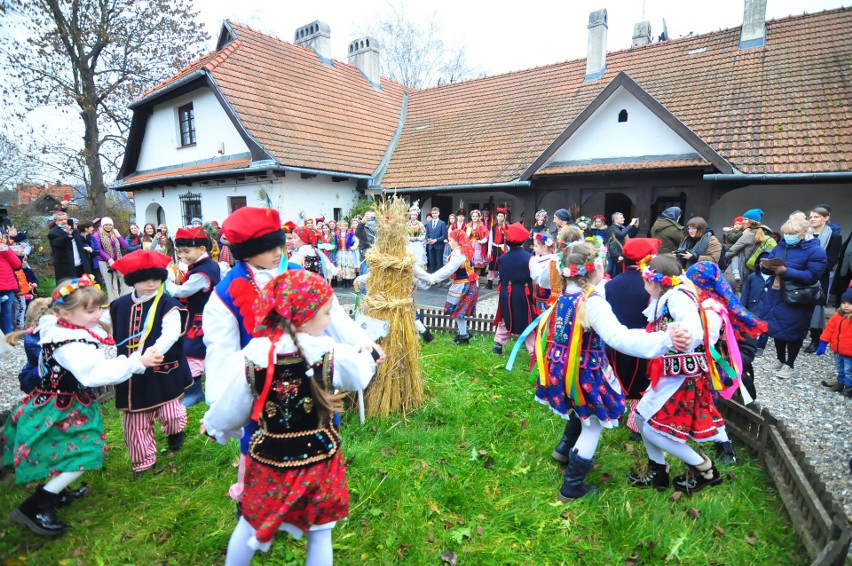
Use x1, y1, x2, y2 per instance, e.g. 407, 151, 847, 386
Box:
505, 312, 544, 371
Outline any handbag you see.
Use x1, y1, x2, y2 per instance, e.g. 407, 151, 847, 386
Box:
780, 279, 824, 306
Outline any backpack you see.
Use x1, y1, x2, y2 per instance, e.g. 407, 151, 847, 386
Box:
745, 237, 778, 271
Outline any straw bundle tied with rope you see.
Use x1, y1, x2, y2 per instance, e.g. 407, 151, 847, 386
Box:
362, 196, 424, 416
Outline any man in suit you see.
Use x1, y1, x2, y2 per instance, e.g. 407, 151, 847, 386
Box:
48, 210, 93, 281
425, 206, 448, 273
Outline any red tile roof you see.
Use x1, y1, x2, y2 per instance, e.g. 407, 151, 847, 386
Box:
130, 9, 852, 190
381, 8, 852, 188
121, 157, 252, 186
538, 158, 710, 175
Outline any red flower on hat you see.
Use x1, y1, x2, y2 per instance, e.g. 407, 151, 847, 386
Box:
252, 270, 333, 335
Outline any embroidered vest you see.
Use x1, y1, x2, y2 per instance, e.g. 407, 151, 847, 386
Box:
451, 258, 477, 284
31, 339, 97, 410
647, 288, 708, 377
247, 351, 340, 469
181, 256, 221, 359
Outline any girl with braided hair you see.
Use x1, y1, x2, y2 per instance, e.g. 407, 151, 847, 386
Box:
535, 241, 691, 501
203, 270, 377, 565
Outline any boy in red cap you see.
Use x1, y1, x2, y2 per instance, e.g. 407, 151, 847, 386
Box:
289, 225, 337, 281
492, 222, 536, 357
169, 226, 221, 407
110, 250, 193, 478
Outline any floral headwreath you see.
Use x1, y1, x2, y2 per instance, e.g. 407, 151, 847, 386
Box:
584, 235, 607, 259
638, 255, 684, 286
52, 274, 100, 304
561, 241, 602, 278
533, 232, 555, 248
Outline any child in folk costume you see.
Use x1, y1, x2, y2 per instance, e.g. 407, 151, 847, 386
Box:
203, 270, 377, 565
169, 226, 222, 407
684, 260, 767, 465
534, 242, 691, 501
529, 231, 560, 313
604, 238, 660, 440
109, 250, 193, 477
467, 209, 490, 274
318, 223, 338, 277
4, 275, 163, 536
492, 223, 536, 356
486, 208, 508, 290
203, 207, 382, 517
290, 225, 338, 282
335, 220, 359, 288
416, 229, 480, 344
627, 255, 732, 493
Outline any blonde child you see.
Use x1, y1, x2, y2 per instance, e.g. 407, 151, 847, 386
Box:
203, 270, 376, 565
535, 242, 691, 501
3, 275, 162, 536
6, 298, 52, 394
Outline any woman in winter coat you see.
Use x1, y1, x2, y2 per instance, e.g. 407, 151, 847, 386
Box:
674, 217, 721, 269
755, 215, 828, 379
649, 207, 683, 255
0, 231, 23, 333
802, 206, 843, 353
724, 215, 766, 292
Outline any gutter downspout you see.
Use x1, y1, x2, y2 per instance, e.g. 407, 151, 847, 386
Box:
703, 172, 852, 182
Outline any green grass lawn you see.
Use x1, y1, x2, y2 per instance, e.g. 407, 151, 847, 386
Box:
0, 332, 806, 565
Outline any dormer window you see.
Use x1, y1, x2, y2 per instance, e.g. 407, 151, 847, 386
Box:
179, 103, 196, 146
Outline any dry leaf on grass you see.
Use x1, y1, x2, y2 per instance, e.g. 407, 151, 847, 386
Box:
713, 525, 727, 537
670, 491, 684, 502
686, 507, 701, 519
440, 550, 458, 565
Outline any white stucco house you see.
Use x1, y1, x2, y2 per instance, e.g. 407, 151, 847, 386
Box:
115, 4, 852, 236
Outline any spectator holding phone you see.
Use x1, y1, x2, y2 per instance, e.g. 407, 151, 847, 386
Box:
674, 217, 721, 269
607, 212, 639, 276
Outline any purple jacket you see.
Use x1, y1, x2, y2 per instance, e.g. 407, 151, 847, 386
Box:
96, 230, 128, 262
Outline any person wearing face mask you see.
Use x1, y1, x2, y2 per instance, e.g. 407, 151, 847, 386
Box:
754, 214, 828, 379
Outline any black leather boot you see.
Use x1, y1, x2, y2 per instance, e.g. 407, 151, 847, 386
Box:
627, 460, 670, 490
715, 441, 738, 466
168, 431, 186, 451
422, 329, 434, 343
673, 458, 723, 494
486, 280, 493, 290
453, 334, 470, 345
493, 343, 503, 354
558, 448, 598, 502
552, 415, 582, 463
11, 487, 67, 537
56, 484, 91, 508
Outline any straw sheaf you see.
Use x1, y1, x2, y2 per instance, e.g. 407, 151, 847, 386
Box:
362, 195, 424, 416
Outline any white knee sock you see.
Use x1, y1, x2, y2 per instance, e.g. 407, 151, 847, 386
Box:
306, 529, 333, 566
572, 418, 603, 460
225, 517, 257, 566
456, 319, 468, 335
715, 428, 729, 442
641, 425, 704, 466
414, 319, 426, 333
43, 471, 84, 494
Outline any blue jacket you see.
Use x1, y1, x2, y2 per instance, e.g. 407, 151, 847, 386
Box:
425, 219, 448, 252
755, 238, 828, 341
18, 332, 42, 394
741, 271, 773, 315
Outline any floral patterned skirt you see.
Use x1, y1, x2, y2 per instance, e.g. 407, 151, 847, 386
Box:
243, 451, 349, 544
2, 394, 106, 484
444, 281, 479, 319
535, 363, 626, 427
646, 375, 725, 442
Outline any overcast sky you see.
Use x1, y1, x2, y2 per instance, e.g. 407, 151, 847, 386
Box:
199, 0, 850, 76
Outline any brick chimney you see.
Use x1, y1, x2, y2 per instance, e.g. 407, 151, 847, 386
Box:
348, 37, 381, 88
294, 21, 331, 61
739, 0, 767, 49
585, 9, 608, 81
632, 21, 652, 48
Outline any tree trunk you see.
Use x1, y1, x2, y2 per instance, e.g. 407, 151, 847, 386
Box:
81, 99, 107, 216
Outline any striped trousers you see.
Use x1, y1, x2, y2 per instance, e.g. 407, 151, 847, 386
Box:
122, 398, 187, 472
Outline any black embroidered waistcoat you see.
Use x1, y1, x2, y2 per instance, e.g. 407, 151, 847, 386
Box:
247, 351, 339, 470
